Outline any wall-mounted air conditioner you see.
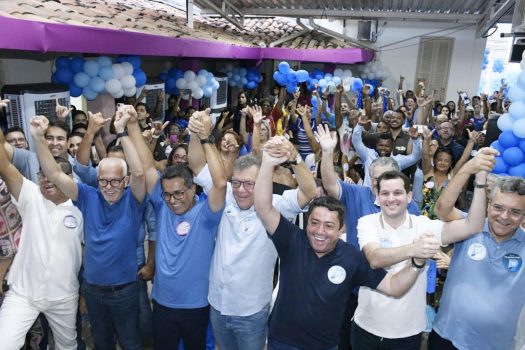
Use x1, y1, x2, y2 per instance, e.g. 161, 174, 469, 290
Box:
1, 83, 70, 151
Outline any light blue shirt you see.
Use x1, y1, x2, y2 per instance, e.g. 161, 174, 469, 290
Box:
433, 220, 525, 350
352, 124, 422, 187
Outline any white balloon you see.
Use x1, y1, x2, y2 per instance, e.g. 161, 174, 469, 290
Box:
198, 69, 208, 77
112, 64, 125, 79
121, 62, 134, 76
176, 78, 186, 90
188, 80, 199, 91
344, 69, 352, 77
184, 70, 196, 81
196, 75, 207, 87
105, 79, 122, 94
213, 81, 220, 90
112, 89, 124, 99
124, 86, 137, 97
193, 88, 204, 99
181, 93, 190, 100
521, 59, 525, 70
241, 77, 248, 85
333, 68, 344, 78
120, 75, 136, 90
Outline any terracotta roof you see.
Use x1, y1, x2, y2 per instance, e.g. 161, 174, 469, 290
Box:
0, 0, 356, 50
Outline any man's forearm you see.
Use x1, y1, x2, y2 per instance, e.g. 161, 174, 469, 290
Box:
434, 169, 471, 221
76, 130, 95, 165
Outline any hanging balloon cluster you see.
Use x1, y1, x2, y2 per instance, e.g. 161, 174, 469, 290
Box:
159, 68, 220, 100
491, 55, 525, 177
220, 64, 263, 90
356, 61, 389, 81
272, 62, 310, 94
482, 48, 490, 71
52, 55, 147, 100
493, 58, 505, 73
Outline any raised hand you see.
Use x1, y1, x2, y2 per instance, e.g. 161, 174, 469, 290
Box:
357, 110, 371, 127
151, 120, 170, 138
55, 98, 73, 120
314, 123, 338, 153
466, 129, 480, 142
464, 147, 498, 174
87, 111, 111, 135
422, 127, 433, 140
411, 231, 440, 259
262, 136, 290, 166
408, 125, 419, 139
246, 105, 264, 125
189, 108, 212, 139
114, 109, 131, 133
30, 115, 49, 138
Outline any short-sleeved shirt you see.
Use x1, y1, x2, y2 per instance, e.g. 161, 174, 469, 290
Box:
150, 180, 223, 309
268, 216, 387, 349
9, 178, 83, 300
74, 184, 145, 285
0, 179, 22, 259
433, 221, 525, 350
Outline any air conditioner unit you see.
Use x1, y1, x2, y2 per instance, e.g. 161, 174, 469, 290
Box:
357, 21, 372, 41
201, 73, 228, 124
137, 79, 166, 120
1, 83, 70, 151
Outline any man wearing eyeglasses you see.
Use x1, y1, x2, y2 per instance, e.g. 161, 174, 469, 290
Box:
0, 123, 83, 350
429, 148, 525, 350
28, 106, 147, 350
128, 107, 226, 350
189, 112, 316, 349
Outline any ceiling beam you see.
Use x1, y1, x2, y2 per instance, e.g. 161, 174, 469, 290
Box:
476, 0, 515, 38
195, 0, 245, 29
200, 8, 480, 23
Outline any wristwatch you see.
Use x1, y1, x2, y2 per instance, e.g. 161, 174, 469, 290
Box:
288, 153, 303, 165
474, 181, 488, 189
200, 135, 215, 145
116, 131, 128, 138
411, 257, 426, 269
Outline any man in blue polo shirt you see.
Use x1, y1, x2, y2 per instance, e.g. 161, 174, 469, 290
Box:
30, 106, 147, 350
128, 107, 226, 349
429, 149, 524, 350
254, 143, 428, 350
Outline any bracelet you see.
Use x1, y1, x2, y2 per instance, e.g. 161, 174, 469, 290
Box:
116, 131, 128, 138
151, 134, 160, 139
474, 181, 488, 189
411, 257, 426, 269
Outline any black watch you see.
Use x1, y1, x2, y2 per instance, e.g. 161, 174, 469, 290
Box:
200, 135, 215, 145
474, 181, 488, 189
411, 257, 426, 269
116, 131, 128, 138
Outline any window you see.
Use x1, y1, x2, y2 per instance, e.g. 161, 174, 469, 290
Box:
415, 37, 454, 102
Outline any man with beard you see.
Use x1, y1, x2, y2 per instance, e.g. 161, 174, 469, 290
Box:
352, 112, 422, 187
437, 121, 465, 163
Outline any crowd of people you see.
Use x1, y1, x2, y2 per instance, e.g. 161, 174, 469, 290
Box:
0, 74, 523, 350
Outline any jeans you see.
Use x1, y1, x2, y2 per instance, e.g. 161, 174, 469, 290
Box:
81, 281, 142, 350
210, 304, 269, 350
152, 301, 209, 350
428, 330, 458, 350
138, 278, 153, 345
351, 321, 422, 350
338, 293, 358, 350
268, 338, 337, 350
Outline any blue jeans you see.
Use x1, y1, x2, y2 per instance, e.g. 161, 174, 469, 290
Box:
138, 278, 153, 345
268, 338, 337, 350
210, 304, 269, 350
351, 321, 422, 350
82, 281, 142, 350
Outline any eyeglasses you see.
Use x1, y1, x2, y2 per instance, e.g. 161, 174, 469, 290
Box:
97, 177, 125, 187
490, 202, 525, 218
231, 180, 255, 190
173, 154, 187, 161
162, 187, 190, 201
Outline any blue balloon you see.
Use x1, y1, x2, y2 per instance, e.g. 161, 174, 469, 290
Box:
55, 56, 70, 68
89, 77, 106, 93
99, 66, 114, 81
133, 70, 147, 87
493, 156, 509, 174
519, 139, 525, 154
286, 83, 297, 94
82, 86, 98, 101
503, 147, 525, 166
509, 163, 525, 177
97, 56, 113, 67
509, 101, 525, 120
70, 57, 85, 74
246, 81, 257, 90
55, 68, 74, 84
278, 62, 290, 74
286, 71, 297, 83
166, 78, 177, 92
159, 71, 169, 81
352, 78, 363, 93
513, 118, 525, 138
74, 72, 90, 88
83, 60, 99, 77
491, 141, 506, 154
203, 86, 213, 98
69, 83, 83, 97
497, 113, 514, 132
274, 72, 287, 86
311, 96, 318, 108
499, 130, 520, 148
51, 72, 60, 84
507, 85, 525, 103
518, 70, 525, 89
126, 56, 141, 70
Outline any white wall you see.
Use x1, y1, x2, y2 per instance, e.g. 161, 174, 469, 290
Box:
316, 19, 487, 103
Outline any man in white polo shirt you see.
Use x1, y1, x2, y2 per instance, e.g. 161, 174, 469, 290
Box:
0, 122, 83, 350
352, 156, 494, 349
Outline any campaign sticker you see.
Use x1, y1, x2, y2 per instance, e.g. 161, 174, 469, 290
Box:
63, 215, 78, 229
176, 221, 191, 236
467, 243, 487, 261
327, 265, 346, 285
502, 253, 522, 272
379, 238, 392, 248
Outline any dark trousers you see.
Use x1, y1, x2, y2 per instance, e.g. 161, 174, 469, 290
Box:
152, 301, 209, 350
338, 293, 358, 349
428, 330, 458, 350
351, 321, 422, 350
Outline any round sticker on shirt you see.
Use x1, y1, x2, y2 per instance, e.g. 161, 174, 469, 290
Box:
176, 221, 191, 236
502, 253, 522, 272
467, 243, 487, 261
327, 265, 346, 285
379, 238, 392, 248
63, 215, 78, 229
